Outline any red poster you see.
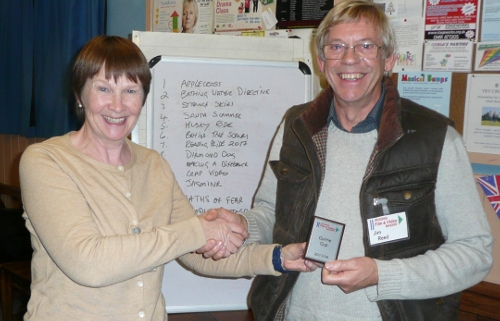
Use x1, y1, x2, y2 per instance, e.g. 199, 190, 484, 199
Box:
425, 0, 479, 40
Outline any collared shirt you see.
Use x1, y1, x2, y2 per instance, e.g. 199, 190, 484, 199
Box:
327, 84, 386, 133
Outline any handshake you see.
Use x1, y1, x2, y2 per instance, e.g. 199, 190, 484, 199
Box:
196, 208, 319, 273
196, 207, 249, 260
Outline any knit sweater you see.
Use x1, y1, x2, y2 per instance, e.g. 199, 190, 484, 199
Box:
286, 125, 380, 320
19, 134, 278, 321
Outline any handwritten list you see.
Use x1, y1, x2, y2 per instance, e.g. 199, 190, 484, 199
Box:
151, 57, 307, 214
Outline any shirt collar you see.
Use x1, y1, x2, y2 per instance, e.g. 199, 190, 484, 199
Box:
328, 83, 386, 133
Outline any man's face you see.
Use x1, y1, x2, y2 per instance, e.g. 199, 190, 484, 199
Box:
317, 17, 396, 109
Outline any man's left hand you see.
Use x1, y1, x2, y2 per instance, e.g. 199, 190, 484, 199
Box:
321, 257, 378, 293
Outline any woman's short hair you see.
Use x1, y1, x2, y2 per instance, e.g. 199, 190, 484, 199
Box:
315, 0, 397, 61
71, 36, 151, 121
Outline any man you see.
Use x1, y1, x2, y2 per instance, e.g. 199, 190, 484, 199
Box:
201, 1, 493, 320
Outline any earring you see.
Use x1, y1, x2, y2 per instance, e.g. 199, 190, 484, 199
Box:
78, 104, 83, 108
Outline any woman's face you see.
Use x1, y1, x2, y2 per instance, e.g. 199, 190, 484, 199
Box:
79, 67, 144, 146
183, 2, 196, 32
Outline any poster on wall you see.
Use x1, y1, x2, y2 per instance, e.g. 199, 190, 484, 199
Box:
481, 0, 500, 42
275, 0, 333, 28
392, 17, 424, 72
424, 0, 479, 40
397, 71, 452, 117
152, 0, 214, 34
463, 74, 500, 155
372, 1, 425, 72
213, 0, 277, 32
152, 0, 277, 33
423, 40, 473, 72
474, 42, 500, 72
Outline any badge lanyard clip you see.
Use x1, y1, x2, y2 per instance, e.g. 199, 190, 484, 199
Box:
373, 198, 390, 215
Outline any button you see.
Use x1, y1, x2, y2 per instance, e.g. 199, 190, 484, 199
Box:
280, 168, 288, 175
137, 281, 143, 287
131, 227, 141, 234
117, 166, 124, 172
125, 192, 131, 198
138, 311, 145, 318
403, 191, 412, 200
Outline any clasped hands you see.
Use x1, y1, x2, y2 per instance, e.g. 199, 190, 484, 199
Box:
196, 208, 248, 260
197, 208, 319, 273
198, 208, 379, 290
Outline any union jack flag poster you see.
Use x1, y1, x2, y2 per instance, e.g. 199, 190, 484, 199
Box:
477, 175, 500, 219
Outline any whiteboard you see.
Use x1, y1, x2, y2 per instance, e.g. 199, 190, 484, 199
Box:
132, 31, 319, 313
150, 56, 310, 313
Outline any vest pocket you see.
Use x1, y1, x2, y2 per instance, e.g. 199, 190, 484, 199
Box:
270, 160, 310, 183
368, 181, 444, 258
376, 181, 436, 207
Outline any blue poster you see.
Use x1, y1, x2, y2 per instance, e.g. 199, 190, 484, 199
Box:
397, 71, 452, 117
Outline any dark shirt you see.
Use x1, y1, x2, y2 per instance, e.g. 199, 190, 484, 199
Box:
327, 83, 386, 133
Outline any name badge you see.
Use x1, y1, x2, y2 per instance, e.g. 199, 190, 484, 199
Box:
305, 216, 345, 263
367, 212, 409, 246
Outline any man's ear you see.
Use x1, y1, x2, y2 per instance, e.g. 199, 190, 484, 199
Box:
317, 55, 325, 74
384, 53, 397, 73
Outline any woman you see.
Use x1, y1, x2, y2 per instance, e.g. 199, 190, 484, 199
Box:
181, 0, 198, 33
20, 36, 316, 320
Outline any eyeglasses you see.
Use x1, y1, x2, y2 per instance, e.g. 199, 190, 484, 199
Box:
323, 43, 382, 60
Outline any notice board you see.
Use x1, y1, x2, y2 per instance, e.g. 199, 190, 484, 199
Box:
131, 32, 312, 313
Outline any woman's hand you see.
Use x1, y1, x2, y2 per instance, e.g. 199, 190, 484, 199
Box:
281, 242, 321, 272
197, 208, 249, 259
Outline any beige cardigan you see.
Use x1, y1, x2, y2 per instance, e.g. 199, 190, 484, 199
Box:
20, 134, 276, 321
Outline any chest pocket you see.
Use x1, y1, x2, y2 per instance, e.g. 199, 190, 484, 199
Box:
377, 181, 436, 208
270, 160, 310, 183
367, 177, 444, 259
